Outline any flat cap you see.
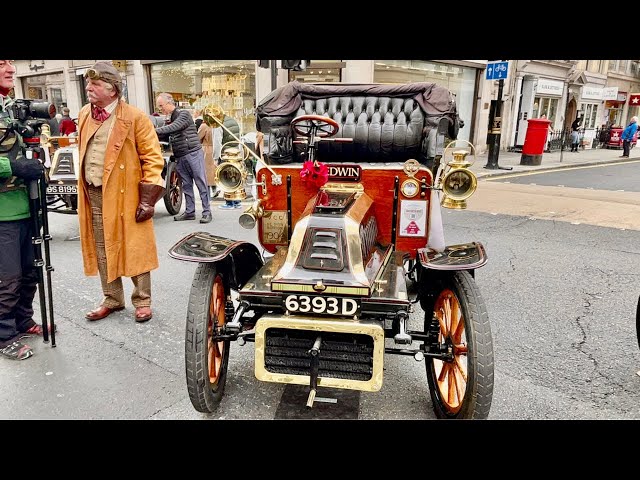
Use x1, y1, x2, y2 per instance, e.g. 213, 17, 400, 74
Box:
85, 61, 123, 96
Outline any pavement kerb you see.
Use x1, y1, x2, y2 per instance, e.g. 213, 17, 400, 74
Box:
474, 154, 640, 179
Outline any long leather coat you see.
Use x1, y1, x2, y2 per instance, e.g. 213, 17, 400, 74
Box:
77, 100, 165, 283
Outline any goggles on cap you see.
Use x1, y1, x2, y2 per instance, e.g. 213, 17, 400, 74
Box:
85, 68, 112, 83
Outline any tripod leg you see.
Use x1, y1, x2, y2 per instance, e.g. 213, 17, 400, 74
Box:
28, 179, 49, 344
39, 176, 55, 346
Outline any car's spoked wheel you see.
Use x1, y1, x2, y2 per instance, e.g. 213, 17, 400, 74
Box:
164, 161, 183, 215
185, 263, 230, 413
425, 271, 493, 419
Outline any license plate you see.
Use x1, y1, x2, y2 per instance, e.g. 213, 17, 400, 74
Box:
284, 295, 359, 316
46, 184, 77, 194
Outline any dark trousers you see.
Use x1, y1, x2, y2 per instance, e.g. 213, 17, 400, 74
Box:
0, 219, 38, 344
623, 140, 631, 157
176, 149, 211, 215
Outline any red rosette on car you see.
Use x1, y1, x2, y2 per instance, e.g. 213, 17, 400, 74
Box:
300, 160, 329, 188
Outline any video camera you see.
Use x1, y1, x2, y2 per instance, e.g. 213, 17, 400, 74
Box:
6, 99, 56, 139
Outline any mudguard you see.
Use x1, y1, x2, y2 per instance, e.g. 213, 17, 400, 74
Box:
417, 242, 487, 271
169, 232, 263, 288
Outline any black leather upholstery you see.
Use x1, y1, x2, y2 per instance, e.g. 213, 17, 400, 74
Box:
256, 82, 459, 166
295, 96, 426, 163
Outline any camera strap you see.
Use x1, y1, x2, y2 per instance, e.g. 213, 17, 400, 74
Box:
0, 106, 17, 154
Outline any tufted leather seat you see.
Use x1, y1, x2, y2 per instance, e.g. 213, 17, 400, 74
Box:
293, 96, 426, 163
256, 81, 459, 167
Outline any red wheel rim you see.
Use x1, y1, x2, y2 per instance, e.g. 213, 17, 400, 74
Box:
207, 275, 226, 385
433, 288, 468, 413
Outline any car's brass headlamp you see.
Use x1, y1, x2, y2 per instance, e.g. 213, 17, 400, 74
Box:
214, 146, 248, 202
437, 141, 478, 209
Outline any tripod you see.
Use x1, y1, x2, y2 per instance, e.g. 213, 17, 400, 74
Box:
21, 133, 56, 347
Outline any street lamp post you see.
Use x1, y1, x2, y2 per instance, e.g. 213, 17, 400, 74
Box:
559, 82, 570, 163
484, 63, 513, 171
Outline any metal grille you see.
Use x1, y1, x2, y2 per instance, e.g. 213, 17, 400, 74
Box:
52, 152, 74, 175
264, 328, 374, 381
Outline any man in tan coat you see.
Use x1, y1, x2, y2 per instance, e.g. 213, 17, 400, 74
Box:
77, 62, 165, 323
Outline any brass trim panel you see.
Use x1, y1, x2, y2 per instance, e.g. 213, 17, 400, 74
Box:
255, 315, 385, 392
270, 283, 369, 296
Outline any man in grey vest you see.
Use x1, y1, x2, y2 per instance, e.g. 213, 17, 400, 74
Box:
155, 93, 212, 223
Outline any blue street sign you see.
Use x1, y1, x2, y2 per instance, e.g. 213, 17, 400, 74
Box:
486, 61, 509, 80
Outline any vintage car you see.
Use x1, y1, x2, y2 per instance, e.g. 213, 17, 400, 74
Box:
169, 81, 494, 419
44, 128, 183, 216
45, 135, 81, 214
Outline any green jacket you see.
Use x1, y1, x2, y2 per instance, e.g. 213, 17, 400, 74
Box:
0, 95, 29, 222
0, 157, 29, 222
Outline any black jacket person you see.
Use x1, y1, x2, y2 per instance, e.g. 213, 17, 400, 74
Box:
0, 60, 47, 360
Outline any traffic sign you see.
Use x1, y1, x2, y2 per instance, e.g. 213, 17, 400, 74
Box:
486, 61, 509, 80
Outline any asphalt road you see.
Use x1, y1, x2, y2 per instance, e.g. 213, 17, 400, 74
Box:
490, 159, 640, 192
2, 166, 640, 420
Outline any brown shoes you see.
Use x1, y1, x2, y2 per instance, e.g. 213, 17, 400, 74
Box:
135, 306, 152, 323
85, 305, 125, 321
85, 305, 152, 322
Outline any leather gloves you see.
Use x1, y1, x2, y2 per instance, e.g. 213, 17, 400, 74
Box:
135, 182, 166, 222
10, 155, 44, 180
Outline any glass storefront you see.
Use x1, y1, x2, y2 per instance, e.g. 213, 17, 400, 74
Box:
532, 96, 559, 124
289, 61, 344, 83
149, 60, 256, 135
373, 60, 478, 142
21, 72, 68, 113
579, 103, 599, 129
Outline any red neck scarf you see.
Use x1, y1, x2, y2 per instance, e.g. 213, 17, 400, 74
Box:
91, 105, 110, 122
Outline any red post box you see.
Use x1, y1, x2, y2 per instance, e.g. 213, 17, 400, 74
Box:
520, 118, 551, 165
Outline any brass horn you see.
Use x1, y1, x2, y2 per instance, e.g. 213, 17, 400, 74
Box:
201, 103, 278, 177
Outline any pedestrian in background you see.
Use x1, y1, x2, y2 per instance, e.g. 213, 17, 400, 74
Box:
78, 62, 166, 323
571, 116, 583, 132
197, 114, 220, 198
570, 129, 580, 152
58, 107, 77, 136
155, 93, 212, 223
620, 116, 638, 158
0, 60, 49, 360
204, 106, 242, 210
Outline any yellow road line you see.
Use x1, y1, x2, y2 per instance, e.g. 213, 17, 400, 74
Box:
482, 159, 640, 181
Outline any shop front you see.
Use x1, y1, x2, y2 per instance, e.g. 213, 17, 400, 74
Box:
372, 60, 481, 143
627, 92, 640, 122
605, 90, 626, 127
20, 70, 68, 116
579, 85, 605, 149
146, 60, 257, 135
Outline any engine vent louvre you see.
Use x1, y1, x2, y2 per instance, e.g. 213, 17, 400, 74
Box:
302, 228, 344, 271
52, 152, 75, 175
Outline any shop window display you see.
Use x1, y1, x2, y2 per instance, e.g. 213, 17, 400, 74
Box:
373, 60, 477, 143
150, 60, 256, 135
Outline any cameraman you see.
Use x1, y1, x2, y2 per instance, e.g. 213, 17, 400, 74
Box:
0, 60, 47, 360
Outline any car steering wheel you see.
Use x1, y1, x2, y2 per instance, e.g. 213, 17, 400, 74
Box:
291, 114, 339, 138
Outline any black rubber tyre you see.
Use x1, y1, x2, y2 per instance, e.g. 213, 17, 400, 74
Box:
185, 263, 230, 413
163, 161, 183, 216
424, 271, 494, 419
636, 295, 640, 351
